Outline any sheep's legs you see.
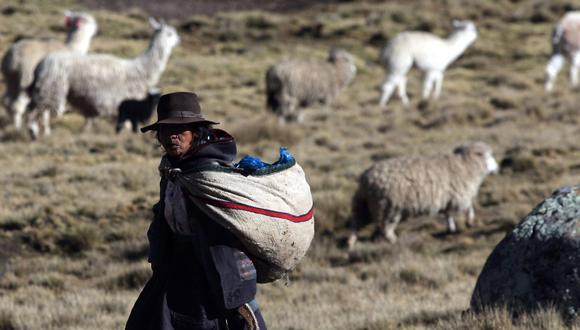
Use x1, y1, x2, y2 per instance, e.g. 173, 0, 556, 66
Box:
280, 94, 297, 123
296, 111, 306, 123
83, 118, 95, 132
382, 212, 402, 243
347, 216, 359, 250
2, 92, 11, 110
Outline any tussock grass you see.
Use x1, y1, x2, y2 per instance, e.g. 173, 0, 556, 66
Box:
1, 0, 580, 329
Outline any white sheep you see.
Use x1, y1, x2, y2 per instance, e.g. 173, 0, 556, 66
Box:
378, 20, 477, 107
1, 11, 97, 129
544, 11, 580, 92
348, 141, 498, 247
26, 18, 179, 138
265, 48, 356, 123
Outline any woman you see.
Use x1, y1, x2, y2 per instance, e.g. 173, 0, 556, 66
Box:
126, 92, 267, 330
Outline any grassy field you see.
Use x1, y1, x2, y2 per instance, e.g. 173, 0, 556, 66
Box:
1, 0, 580, 329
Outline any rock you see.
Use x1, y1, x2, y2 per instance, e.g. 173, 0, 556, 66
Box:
470, 185, 580, 319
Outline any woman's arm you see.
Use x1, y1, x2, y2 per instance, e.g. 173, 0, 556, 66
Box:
147, 180, 172, 272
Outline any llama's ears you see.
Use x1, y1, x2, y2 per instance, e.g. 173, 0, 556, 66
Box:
149, 17, 162, 30
64, 10, 73, 18
64, 10, 73, 27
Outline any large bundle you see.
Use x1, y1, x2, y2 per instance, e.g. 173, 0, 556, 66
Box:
164, 149, 315, 283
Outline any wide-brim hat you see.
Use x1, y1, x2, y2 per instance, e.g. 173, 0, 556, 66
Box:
141, 92, 218, 132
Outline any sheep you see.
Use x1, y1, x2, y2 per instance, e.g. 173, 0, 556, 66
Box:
378, 20, 477, 107
544, 11, 580, 92
348, 141, 498, 248
116, 88, 161, 133
26, 18, 179, 138
265, 47, 356, 123
1, 11, 97, 129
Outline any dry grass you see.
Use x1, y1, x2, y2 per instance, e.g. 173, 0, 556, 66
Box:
1, 0, 580, 329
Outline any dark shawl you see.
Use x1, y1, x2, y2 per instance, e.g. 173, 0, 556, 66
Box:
126, 129, 257, 330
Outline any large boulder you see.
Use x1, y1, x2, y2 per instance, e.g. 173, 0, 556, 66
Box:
471, 185, 580, 318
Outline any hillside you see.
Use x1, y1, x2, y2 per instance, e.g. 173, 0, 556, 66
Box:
1, 0, 580, 329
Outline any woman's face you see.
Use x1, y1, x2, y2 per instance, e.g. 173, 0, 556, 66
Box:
158, 124, 198, 157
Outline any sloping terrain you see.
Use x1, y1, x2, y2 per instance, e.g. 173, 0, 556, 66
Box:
1, 0, 580, 329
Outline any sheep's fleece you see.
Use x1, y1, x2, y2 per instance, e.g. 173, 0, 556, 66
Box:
160, 158, 315, 283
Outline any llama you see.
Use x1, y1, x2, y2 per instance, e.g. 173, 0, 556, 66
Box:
116, 88, 161, 133
378, 20, 477, 107
27, 18, 179, 138
1, 11, 97, 129
544, 11, 580, 92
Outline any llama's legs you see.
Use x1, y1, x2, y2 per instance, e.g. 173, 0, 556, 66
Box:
465, 206, 476, 227
570, 53, 580, 88
396, 77, 410, 106
432, 72, 444, 99
446, 213, 457, 233
41, 109, 51, 136
422, 71, 437, 99
545, 53, 565, 92
55, 103, 66, 118
379, 76, 398, 107
27, 113, 40, 140
12, 92, 30, 130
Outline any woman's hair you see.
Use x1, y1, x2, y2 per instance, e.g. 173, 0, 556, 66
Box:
155, 123, 213, 146
194, 124, 213, 146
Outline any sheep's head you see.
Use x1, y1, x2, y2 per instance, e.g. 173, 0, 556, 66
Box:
454, 141, 498, 174
64, 11, 98, 37
150, 17, 180, 49
328, 47, 357, 80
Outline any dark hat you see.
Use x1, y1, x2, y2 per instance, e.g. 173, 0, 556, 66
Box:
140, 92, 218, 132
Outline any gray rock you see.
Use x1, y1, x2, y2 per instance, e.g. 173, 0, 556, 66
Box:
470, 185, 580, 319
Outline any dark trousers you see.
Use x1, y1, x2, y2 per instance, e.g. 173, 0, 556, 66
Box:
168, 305, 267, 330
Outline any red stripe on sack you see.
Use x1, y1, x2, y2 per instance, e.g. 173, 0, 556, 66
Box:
195, 197, 314, 223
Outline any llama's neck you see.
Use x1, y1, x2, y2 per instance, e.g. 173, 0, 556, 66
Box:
133, 36, 173, 87
444, 30, 476, 60
65, 29, 94, 54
